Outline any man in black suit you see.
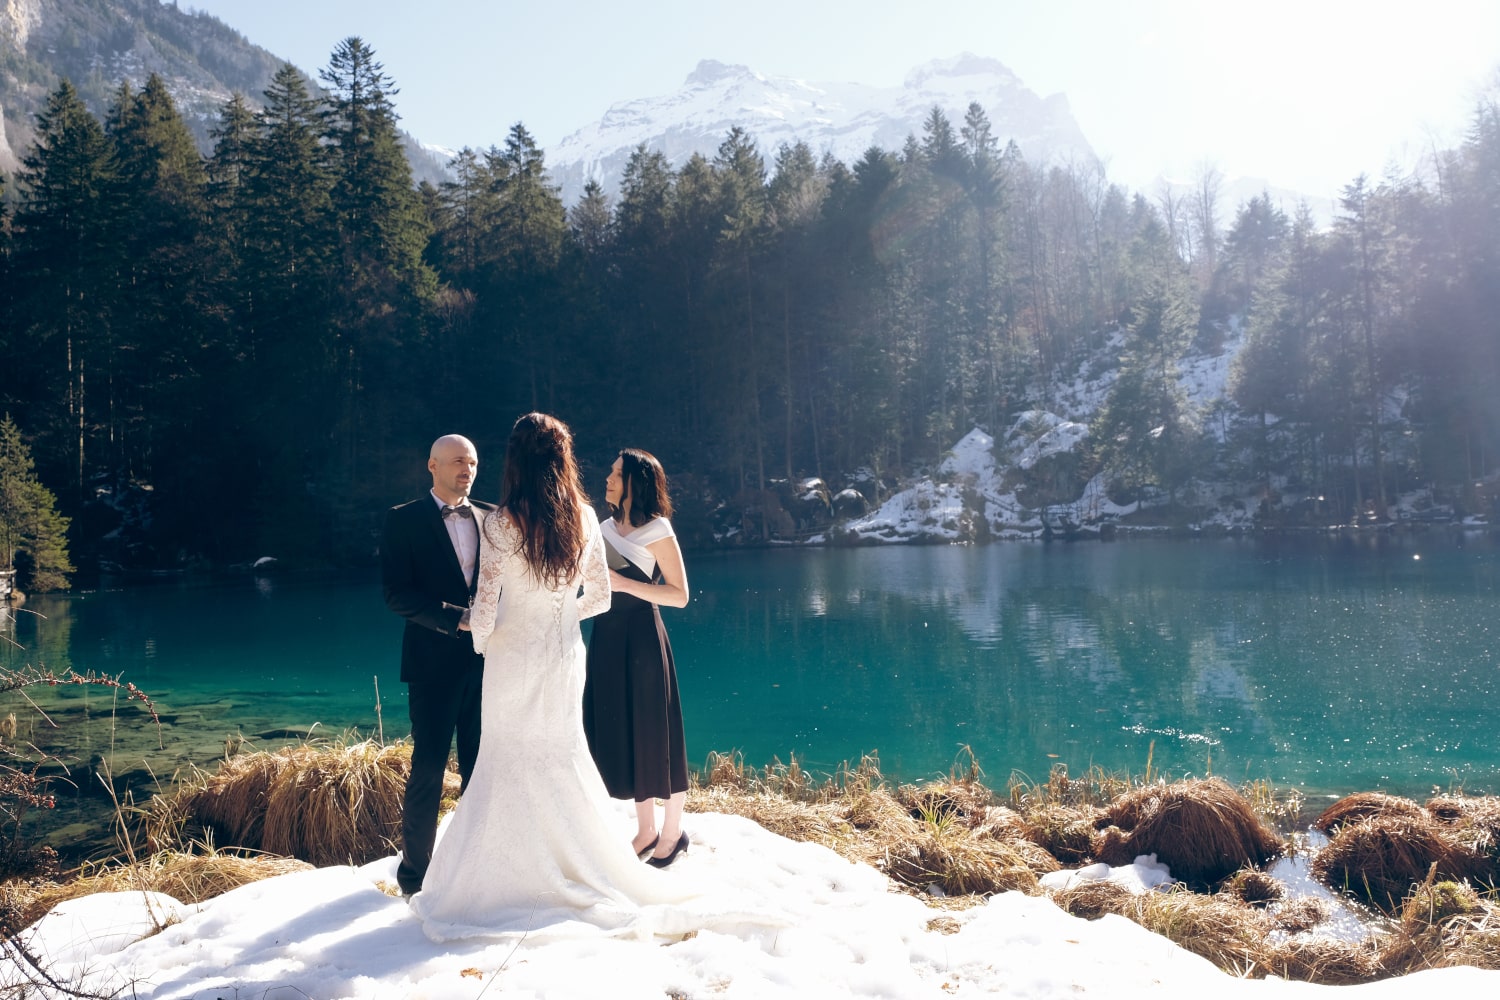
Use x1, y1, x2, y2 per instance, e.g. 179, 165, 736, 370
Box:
382, 433, 494, 896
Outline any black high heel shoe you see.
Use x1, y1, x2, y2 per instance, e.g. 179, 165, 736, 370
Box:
635, 834, 659, 858
646, 832, 689, 868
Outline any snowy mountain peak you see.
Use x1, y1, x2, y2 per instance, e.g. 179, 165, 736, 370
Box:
545, 55, 1095, 206
685, 59, 758, 87
903, 53, 1022, 90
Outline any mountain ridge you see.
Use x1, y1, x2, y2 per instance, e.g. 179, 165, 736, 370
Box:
542, 52, 1098, 205
0, 0, 448, 185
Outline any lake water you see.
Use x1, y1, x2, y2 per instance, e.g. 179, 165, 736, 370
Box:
5, 532, 1500, 854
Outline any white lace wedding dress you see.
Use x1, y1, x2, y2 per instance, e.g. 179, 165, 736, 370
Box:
410, 509, 707, 941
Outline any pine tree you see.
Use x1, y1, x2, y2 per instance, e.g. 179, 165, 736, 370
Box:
712, 127, 770, 492
568, 179, 614, 257
12, 80, 117, 499
0, 416, 73, 593
321, 37, 435, 310
104, 73, 209, 480
1094, 249, 1201, 504
767, 140, 826, 479
240, 64, 337, 557
320, 37, 436, 523
431, 146, 501, 284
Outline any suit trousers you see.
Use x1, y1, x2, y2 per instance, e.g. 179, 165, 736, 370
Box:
396, 663, 483, 894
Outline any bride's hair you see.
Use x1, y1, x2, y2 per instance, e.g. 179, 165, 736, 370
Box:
500, 412, 590, 587
611, 448, 673, 527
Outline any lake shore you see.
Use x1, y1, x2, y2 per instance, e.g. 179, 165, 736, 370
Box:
6, 741, 1500, 989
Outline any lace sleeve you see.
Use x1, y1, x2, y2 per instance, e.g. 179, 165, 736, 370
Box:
470, 511, 508, 654
577, 515, 611, 621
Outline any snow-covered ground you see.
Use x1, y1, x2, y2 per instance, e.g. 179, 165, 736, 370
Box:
11, 807, 1496, 999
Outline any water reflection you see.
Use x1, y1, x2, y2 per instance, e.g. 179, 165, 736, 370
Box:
681, 536, 1500, 794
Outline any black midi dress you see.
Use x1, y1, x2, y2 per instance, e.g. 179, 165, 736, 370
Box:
582, 515, 689, 801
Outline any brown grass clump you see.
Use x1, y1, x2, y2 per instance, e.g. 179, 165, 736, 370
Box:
846, 784, 918, 833
1091, 778, 1285, 887
690, 784, 859, 850
1054, 884, 1275, 975
260, 741, 412, 866
881, 827, 1041, 897
1425, 795, 1500, 869
972, 808, 1060, 874
1377, 876, 1500, 975
1222, 868, 1285, 906
1128, 890, 1275, 974
167, 748, 297, 848
1048, 878, 1137, 919
1260, 938, 1382, 985
148, 738, 449, 866
1020, 803, 1101, 865
7, 850, 311, 933
896, 779, 993, 827
1241, 778, 1307, 832
1309, 814, 1483, 912
689, 759, 1048, 902
1398, 879, 1485, 928
1008, 762, 1132, 811
1312, 791, 1427, 834
703, 750, 752, 791
1270, 896, 1332, 934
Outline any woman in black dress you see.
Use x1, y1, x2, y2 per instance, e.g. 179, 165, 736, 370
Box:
583, 449, 692, 867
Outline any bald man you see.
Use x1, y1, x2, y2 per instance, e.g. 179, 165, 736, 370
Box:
381, 434, 495, 896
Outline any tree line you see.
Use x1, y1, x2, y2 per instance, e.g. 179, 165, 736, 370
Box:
2, 38, 1499, 582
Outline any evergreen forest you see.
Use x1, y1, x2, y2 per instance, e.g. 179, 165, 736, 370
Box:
2, 38, 1499, 580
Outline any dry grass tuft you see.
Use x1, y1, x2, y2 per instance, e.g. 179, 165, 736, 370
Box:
1047, 878, 1138, 919
1020, 803, 1101, 865
163, 748, 297, 848
1425, 794, 1500, 869
147, 738, 457, 866
1125, 889, 1273, 973
1270, 896, 1332, 934
703, 750, 752, 791
1398, 879, 1485, 929
1222, 868, 1286, 905
1261, 938, 1383, 985
1310, 815, 1483, 912
1379, 881, 1500, 975
1242, 778, 1307, 832
1053, 884, 1279, 975
881, 827, 1041, 897
896, 779, 993, 827
1313, 792, 1426, 834
1049, 876, 1382, 984
1091, 778, 1285, 887
260, 741, 409, 866
7, 850, 310, 933
1007, 762, 1133, 812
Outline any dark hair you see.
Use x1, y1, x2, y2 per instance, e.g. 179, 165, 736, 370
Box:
611, 448, 673, 527
500, 412, 590, 588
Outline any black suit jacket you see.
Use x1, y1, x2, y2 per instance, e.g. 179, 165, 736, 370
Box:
381, 496, 496, 684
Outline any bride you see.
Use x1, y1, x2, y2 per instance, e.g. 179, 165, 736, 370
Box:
411, 412, 699, 940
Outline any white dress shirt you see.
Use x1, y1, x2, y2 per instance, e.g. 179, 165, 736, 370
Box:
431, 490, 479, 588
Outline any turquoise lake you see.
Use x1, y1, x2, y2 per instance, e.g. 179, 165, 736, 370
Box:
5, 533, 1500, 853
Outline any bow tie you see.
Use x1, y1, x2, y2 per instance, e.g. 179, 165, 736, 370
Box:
441, 504, 474, 520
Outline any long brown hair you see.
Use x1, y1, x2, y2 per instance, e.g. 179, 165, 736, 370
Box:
500, 412, 590, 587
612, 448, 673, 527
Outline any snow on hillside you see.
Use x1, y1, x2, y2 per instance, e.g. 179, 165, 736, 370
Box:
545, 53, 1095, 206
846, 326, 1246, 543
840, 317, 1487, 543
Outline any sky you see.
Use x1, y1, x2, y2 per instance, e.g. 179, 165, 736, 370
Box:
175, 0, 1500, 200
13, 806, 1500, 998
